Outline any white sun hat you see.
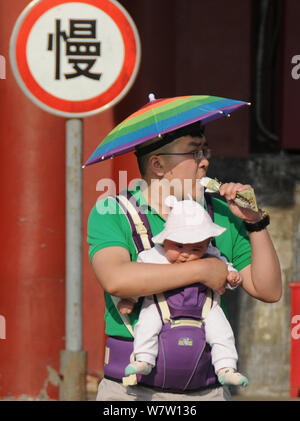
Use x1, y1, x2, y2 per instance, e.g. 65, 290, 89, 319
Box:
152, 195, 226, 244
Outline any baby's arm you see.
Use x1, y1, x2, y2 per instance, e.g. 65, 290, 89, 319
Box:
206, 244, 242, 290
226, 270, 243, 288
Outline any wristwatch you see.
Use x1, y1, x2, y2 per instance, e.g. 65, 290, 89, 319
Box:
244, 212, 270, 233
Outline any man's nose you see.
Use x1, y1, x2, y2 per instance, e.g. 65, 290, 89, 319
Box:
198, 157, 209, 169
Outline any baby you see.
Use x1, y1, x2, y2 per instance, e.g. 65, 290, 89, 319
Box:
117, 196, 248, 387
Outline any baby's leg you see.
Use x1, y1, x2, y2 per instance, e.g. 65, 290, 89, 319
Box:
217, 367, 248, 387
205, 296, 248, 387
125, 296, 162, 376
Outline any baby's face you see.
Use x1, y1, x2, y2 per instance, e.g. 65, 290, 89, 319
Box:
163, 239, 210, 264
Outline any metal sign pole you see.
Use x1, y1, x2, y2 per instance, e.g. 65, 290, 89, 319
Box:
60, 118, 86, 401
66, 118, 83, 352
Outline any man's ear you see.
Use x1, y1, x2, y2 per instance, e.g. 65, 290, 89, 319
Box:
148, 155, 165, 177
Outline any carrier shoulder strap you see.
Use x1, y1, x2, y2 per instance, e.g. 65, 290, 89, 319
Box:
110, 191, 154, 338
155, 288, 213, 325
202, 193, 215, 312
155, 293, 171, 323
204, 192, 216, 247
115, 191, 154, 253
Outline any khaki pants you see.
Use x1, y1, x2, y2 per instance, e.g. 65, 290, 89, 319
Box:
96, 378, 231, 401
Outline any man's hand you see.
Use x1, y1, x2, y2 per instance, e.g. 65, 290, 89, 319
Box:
219, 182, 262, 223
218, 183, 282, 303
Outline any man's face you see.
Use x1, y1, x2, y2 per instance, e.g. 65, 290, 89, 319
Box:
163, 239, 210, 263
159, 135, 210, 201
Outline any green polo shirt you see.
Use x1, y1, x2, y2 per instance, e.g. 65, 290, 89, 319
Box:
87, 184, 251, 338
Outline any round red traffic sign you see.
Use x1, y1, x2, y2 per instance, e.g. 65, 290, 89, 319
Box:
10, 0, 141, 118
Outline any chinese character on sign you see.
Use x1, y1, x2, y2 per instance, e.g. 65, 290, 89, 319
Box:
47, 19, 101, 80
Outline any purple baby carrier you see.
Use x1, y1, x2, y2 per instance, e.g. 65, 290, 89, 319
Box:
104, 191, 218, 391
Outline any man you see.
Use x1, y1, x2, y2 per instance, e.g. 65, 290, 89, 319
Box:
87, 121, 282, 401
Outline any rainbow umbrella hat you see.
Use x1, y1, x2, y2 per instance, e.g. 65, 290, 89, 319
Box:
83, 94, 250, 167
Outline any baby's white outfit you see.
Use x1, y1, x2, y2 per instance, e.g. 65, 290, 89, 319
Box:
133, 244, 238, 373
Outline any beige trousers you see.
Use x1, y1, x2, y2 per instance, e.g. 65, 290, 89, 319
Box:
96, 377, 231, 401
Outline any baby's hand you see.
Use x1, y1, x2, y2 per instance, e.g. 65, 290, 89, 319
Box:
227, 271, 243, 287
117, 298, 136, 315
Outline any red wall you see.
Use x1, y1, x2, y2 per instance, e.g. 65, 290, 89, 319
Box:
0, 0, 66, 399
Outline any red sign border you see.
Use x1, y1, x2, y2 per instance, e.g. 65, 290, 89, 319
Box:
12, 0, 140, 116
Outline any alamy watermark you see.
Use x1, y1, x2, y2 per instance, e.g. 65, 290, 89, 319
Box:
0, 315, 6, 340
0, 55, 6, 80
95, 172, 205, 217
291, 315, 300, 340
291, 55, 300, 80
